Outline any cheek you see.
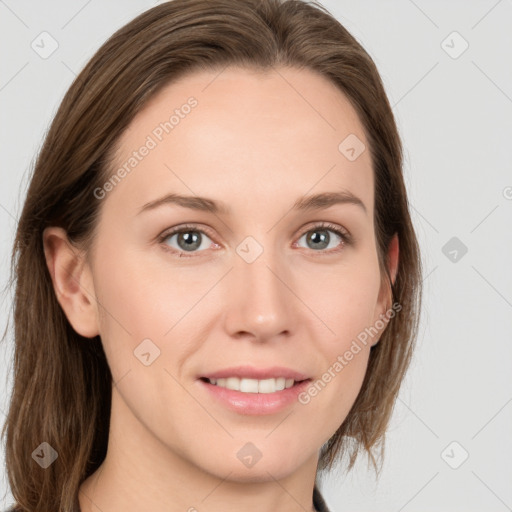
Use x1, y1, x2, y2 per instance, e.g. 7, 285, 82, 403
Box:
90, 240, 163, 374
93, 239, 172, 333
91, 237, 212, 389
300, 338, 371, 443
296, 258, 380, 429
297, 253, 382, 340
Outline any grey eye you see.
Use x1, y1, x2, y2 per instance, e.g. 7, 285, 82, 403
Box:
164, 230, 213, 252
297, 228, 342, 251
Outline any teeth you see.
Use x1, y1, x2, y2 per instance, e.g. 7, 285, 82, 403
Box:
208, 377, 297, 393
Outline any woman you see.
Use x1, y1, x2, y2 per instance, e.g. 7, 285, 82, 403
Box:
1, 0, 422, 510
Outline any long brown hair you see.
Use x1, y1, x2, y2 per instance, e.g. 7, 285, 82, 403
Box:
1, 0, 422, 510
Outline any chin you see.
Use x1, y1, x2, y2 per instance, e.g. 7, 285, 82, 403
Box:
212, 463, 298, 484
194, 446, 309, 483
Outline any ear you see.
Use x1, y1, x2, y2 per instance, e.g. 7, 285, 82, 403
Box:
42, 226, 100, 338
385, 233, 399, 288
371, 233, 399, 347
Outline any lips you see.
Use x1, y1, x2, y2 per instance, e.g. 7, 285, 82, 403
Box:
199, 365, 310, 381
197, 365, 313, 414
198, 376, 312, 415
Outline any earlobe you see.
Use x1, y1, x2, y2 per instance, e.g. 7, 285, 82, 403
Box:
42, 227, 100, 338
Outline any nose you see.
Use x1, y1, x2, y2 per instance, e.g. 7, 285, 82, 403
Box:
223, 242, 299, 343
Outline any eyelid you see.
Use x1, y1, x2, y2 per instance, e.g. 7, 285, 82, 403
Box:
300, 221, 352, 242
157, 221, 353, 257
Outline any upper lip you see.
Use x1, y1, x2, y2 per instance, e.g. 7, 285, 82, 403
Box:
200, 365, 310, 381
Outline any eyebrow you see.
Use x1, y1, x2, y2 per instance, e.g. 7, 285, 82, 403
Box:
138, 190, 367, 216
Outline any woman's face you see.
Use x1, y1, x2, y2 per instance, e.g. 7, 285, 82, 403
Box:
79, 66, 396, 482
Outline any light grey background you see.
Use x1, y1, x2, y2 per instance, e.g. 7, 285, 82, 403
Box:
1, 0, 511, 510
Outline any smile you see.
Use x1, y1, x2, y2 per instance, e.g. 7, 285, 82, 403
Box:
206, 377, 299, 393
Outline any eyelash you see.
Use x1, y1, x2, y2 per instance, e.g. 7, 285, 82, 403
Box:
157, 222, 353, 258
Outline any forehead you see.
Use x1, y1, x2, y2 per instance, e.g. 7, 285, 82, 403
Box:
106, 65, 373, 218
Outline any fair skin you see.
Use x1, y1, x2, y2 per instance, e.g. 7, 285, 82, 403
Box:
43, 66, 398, 512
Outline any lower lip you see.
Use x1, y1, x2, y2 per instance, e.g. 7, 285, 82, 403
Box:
198, 378, 312, 415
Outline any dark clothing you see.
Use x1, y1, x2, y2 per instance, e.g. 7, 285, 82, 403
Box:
313, 484, 331, 511
7, 485, 331, 511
